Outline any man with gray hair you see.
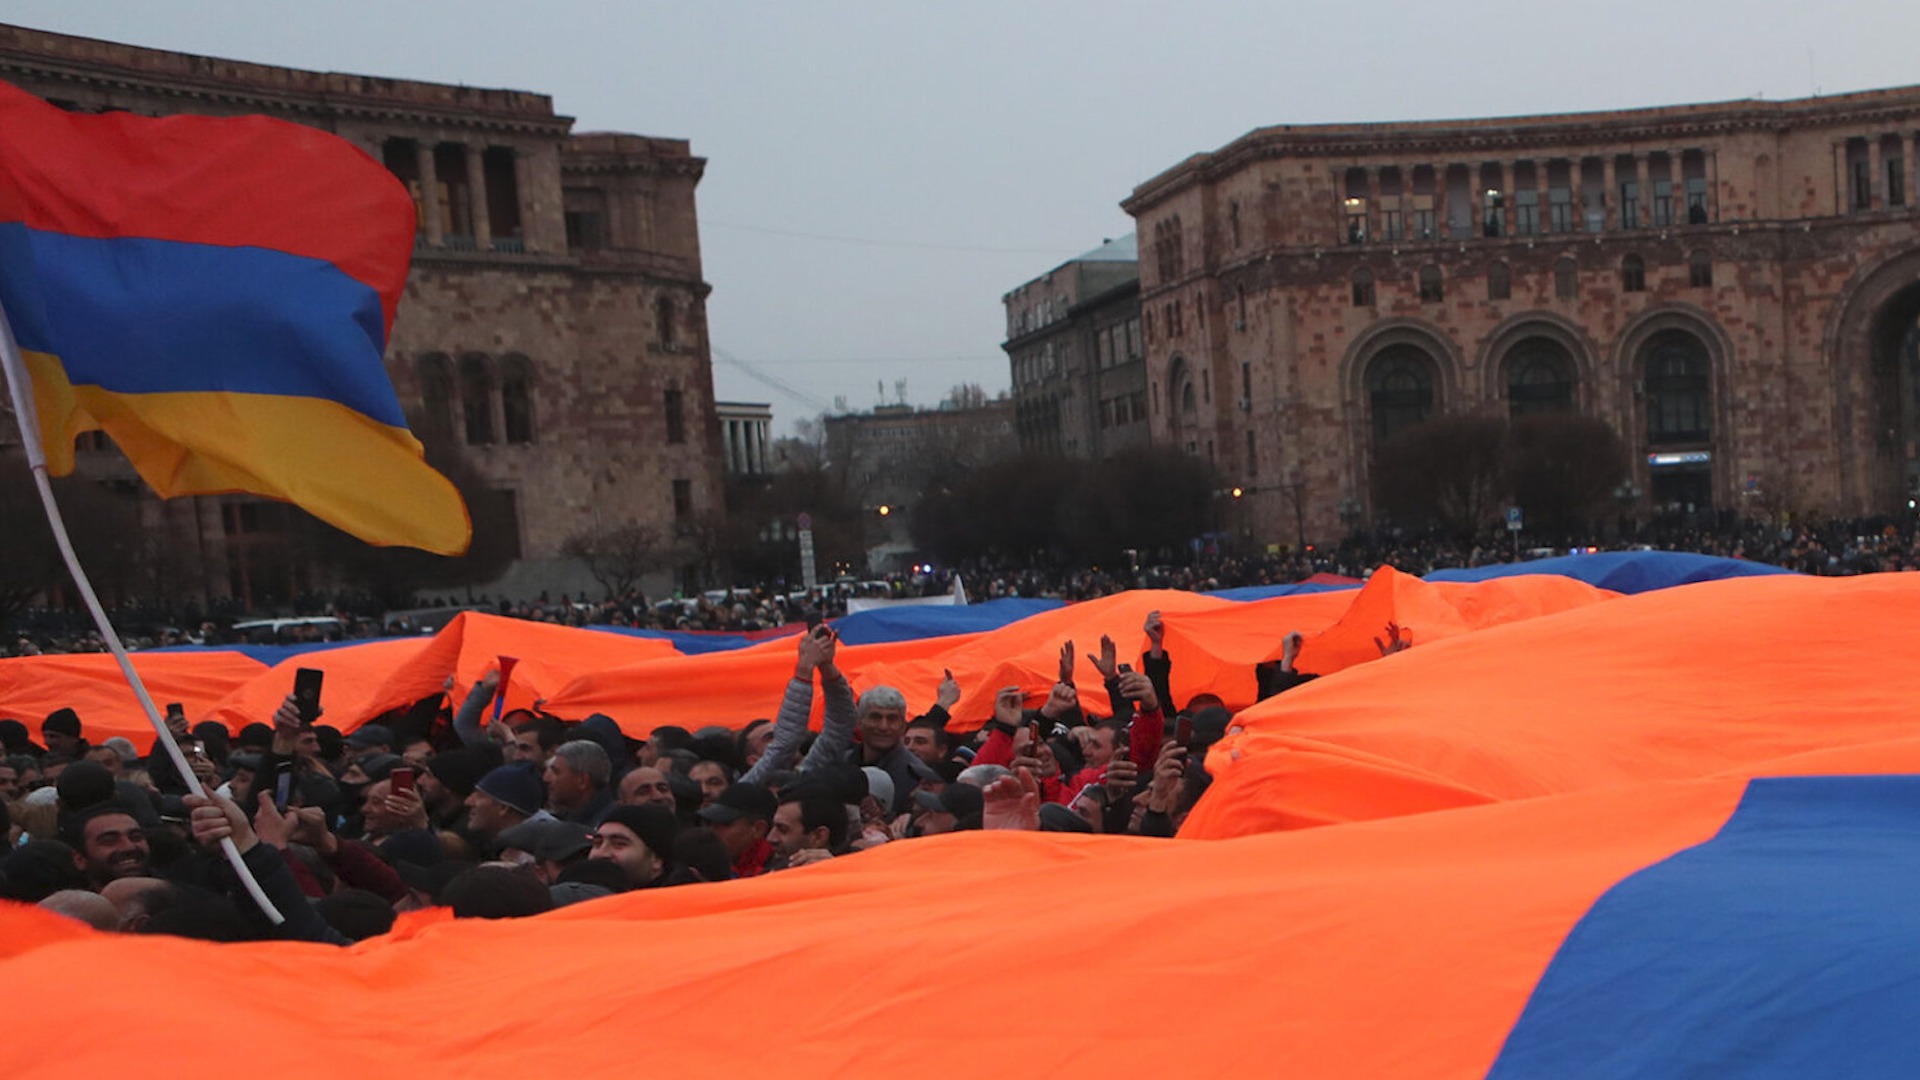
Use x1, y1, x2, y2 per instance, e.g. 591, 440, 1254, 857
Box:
837, 684, 940, 815
543, 739, 614, 828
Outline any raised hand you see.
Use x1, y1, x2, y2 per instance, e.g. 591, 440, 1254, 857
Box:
1040, 681, 1078, 720
1104, 754, 1140, 802
1373, 621, 1413, 657
1087, 634, 1119, 680
1143, 610, 1165, 652
983, 767, 1042, 831
993, 685, 1025, 728
1057, 640, 1076, 685
935, 668, 961, 710
1144, 740, 1187, 813
1117, 669, 1159, 712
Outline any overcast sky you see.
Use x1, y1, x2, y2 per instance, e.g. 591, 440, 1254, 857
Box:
13, 1, 1920, 430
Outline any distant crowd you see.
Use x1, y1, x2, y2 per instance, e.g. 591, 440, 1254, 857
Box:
6, 513, 1917, 654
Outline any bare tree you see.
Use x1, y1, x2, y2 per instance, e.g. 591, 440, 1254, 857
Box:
561, 520, 679, 599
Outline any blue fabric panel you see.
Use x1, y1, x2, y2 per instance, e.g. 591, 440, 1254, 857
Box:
1425, 550, 1794, 594
830, 598, 1064, 645
1488, 775, 1920, 1079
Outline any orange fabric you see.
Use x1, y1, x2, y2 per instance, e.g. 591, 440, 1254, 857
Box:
1294, 566, 1618, 675
0, 651, 265, 750
0, 776, 1746, 1079
207, 613, 681, 739
1182, 572, 1920, 838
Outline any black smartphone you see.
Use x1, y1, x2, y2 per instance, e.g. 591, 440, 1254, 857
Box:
1175, 714, 1195, 749
165, 702, 185, 721
1117, 662, 1133, 675
293, 667, 324, 725
272, 759, 295, 811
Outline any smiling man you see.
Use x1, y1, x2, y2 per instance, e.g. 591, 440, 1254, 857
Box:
64, 803, 151, 889
841, 687, 939, 815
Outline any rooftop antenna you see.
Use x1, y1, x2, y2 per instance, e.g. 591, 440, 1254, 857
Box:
894, 378, 908, 406
875, 379, 885, 406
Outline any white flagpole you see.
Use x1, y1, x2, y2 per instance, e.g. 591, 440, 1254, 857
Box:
0, 302, 282, 925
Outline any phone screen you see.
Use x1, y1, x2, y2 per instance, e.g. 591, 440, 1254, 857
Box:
1175, 715, 1194, 749
273, 761, 295, 811
293, 668, 324, 725
390, 766, 416, 799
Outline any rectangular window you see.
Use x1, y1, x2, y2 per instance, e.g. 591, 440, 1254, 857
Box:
1381, 208, 1403, 241
1246, 429, 1258, 476
1482, 192, 1505, 238
1125, 318, 1142, 359
1652, 179, 1674, 227
1892, 157, 1909, 208
1853, 160, 1874, 211
1619, 180, 1640, 228
1515, 190, 1540, 236
1096, 329, 1113, 369
672, 479, 692, 523
1345, 198, 1368, 244
1685, 177, 1709, 224
664, 389, 686, 444
1241, 361, 1252, 401
1548, 188, 1575, 233
1413, 206, 1436, 240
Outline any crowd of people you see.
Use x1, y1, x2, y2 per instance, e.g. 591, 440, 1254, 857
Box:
0, 611, 1341, 942
7, 514, 1917, 657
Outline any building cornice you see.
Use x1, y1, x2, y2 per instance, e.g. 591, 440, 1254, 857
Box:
1124, 86, 1920, 215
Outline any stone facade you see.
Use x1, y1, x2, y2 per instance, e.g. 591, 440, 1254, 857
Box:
1123, 89, 1920, 545
1004, 236, 1145, 458
0, 24, 725, 603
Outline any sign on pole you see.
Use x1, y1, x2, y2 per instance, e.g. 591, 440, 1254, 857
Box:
797, 512, 818, 591
1506, 507, 1524, 532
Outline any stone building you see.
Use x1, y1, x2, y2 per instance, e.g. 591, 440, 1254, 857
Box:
1122, 88, 1920, 544
0, 23, 725, 605
824, 399, 1016, 568
1003, 235, 1146, 458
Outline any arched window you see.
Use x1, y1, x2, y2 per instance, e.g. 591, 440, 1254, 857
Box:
1644, 331, 1711, 444
1418, 265, 1444, 303
1351, 268, 1376, 307
1505, 340, 1575, 415
1367, 345, 1436, 442
500, 354, 535, 444
1487, 261, 1511, 301
1554, 257, 1579, 300
416, 353, 454, 442
459, 354, 495, 445
1689, 249, 1713, 288
1622, 254, 1646, 293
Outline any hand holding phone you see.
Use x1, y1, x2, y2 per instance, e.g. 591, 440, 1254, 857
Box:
389, 765, 416, 799
292, 668, 324, 726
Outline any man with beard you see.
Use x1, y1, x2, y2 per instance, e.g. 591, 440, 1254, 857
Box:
63, 803, 151, 889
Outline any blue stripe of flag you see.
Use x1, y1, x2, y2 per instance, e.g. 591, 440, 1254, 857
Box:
1488, 774, 1920, 1078
0, 222, 407, 428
